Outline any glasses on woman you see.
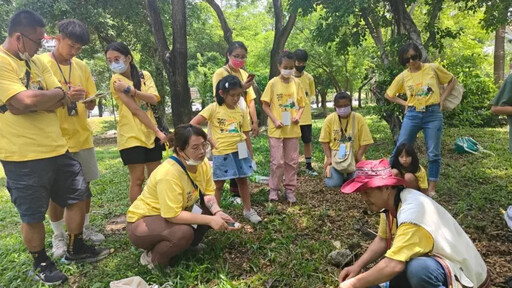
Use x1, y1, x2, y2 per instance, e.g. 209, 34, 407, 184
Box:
189, 141, 211, 153
231, 54, 247, 60
404, 54, 420, 63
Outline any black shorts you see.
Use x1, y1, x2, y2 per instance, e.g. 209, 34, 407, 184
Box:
2, 152, 91, 223
300, 124, 312, 144
119, 144, 163, 166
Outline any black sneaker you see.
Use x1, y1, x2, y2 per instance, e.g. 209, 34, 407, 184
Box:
31, 260, 68, 285
64, 244, 111, 263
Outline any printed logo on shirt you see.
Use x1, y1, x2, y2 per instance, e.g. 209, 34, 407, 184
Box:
186, 189, 198, 205
278, 93, 297, 111
216, 117, 241, 134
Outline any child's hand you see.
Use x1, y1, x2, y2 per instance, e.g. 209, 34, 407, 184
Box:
292, 116, 300, 124
273, 119, 284, 128
84, 99, 96, 111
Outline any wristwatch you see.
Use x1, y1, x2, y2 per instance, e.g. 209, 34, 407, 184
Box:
123, 85, 132, 95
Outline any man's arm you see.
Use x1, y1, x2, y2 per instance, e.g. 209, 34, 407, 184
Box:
339, 236, 388, 282
6, 88, 66, 114
340, 257, 405, 288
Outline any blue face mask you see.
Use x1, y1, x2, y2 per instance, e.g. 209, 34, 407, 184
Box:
110, 60, 127, 74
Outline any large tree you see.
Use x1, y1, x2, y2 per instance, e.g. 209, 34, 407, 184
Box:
145, 0, 192, 127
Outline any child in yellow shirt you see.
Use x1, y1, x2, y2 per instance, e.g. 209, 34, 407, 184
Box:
191, 75, 261, 223
391, 143, 428, 195
261, 51, 306, 203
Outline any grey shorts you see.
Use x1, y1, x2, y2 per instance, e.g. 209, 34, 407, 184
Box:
70, 147, 99, 182
1, 152, 91, 223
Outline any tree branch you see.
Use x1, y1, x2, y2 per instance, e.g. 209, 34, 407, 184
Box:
424, 0, 444, 49
145, 0, 172, 64
204, 0, 233, 45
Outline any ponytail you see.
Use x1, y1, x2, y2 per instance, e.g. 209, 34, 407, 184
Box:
130, 63, 142, 91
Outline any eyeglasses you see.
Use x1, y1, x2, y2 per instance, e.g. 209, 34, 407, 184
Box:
189, 141, 211, 153
20, 33, 43, 47
404, 54, 420, 63
231, 55, 247, 60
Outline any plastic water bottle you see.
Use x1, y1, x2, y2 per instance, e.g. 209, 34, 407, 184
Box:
378, 282, 389, 288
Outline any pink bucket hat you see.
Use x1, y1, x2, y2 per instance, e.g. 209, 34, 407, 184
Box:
341, 159, 407, 194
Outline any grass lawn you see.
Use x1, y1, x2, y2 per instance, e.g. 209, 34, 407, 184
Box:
0, 111, 511, 287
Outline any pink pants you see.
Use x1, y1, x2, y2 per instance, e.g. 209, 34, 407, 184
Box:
269, 137, 299, 192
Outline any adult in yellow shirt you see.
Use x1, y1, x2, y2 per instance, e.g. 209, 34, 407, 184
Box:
319, 92, 373, 187
293, 49, 318, 176
385, 42, 457, 196
0, 10, 109, 285
105, 42, 167, 203
36, 19, 104, 259
212, 41, 258, 204
338, 159, 489, 288
261, 51, 306, 203
126, 124, 239, 269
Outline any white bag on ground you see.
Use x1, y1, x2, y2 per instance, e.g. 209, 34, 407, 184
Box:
110, 276, 158, 288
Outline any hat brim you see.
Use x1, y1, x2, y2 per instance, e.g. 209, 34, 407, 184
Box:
341, 176, 407, 194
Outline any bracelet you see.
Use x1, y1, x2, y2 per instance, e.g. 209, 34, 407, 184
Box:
213, 209, 223, 215
55, 87, 66, 100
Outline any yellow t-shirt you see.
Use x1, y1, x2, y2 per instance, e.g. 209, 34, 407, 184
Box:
212, 66, 256, 105
294, 71, 315, 125
377, 208, 434, 262
386, 63, 453, 109
199, 103, 251, 156
401, 165, 428, 190
126, 158, 215, 222
261, 77, 306, 138
319, 112, 374, 160
36, 53, 96, 152
0, 52, 67, 161
109, 71, 161, 150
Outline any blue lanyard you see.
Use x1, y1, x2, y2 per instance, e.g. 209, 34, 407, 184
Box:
170, 156, 205, 204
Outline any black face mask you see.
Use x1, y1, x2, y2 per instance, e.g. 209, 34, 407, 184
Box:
295, 65, 306, 73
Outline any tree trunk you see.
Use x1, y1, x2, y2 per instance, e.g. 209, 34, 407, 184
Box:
373, 83, 402, 142
151, 49, 170, 132
170, 0, 192, 125
361, 8, 389, 64
358, 77, 373, 108
494, 25, 506, 85
268, 0, 297, 80
424, 0, 444, 49
98, 98, 103, 117
319, 89, 328, 117
387, 0, 429, 61
145, 0, 192, 127
315, 91, 320, 108
205, 0, 233, 45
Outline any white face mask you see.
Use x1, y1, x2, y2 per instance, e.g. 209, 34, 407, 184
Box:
17, 40, 31, 61
182, 151, 202, 166
110, 59, 128, 74
280, 69, 294, 78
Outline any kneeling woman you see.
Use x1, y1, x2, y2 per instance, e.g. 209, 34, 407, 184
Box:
319, 92, 374, 187
126, 124, 239, 268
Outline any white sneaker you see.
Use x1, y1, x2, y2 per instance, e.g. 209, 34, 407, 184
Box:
51, 233, 67, 259
83, 225, 105, 244
140, 250, 155, 270
243, 209, 262, 224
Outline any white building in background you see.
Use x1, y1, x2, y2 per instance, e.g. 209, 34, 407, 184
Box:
42, 34, 57, 52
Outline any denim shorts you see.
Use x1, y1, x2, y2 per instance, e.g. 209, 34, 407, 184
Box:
1, 152, 91, 223
212, 152, 253, 181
